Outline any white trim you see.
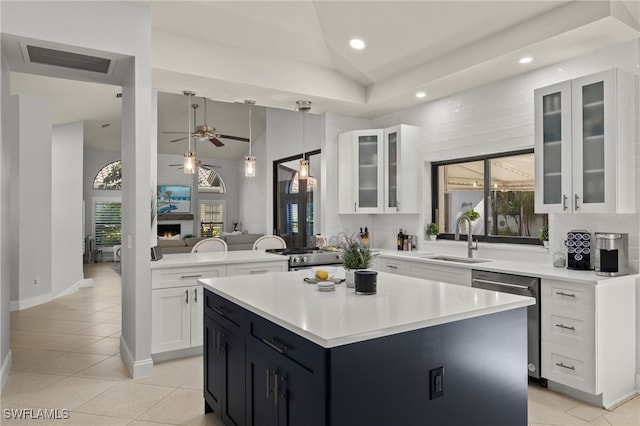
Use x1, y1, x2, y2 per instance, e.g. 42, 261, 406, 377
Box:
636, 372, 640, 392
0, 350, 12, 395
120, 335, 154, 379
54, 278, 95, 299
9, 292, 52, 311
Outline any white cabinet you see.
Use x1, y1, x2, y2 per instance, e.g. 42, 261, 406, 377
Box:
226, 261, 286, 276
377, 257, 410, 275
152, 285, 203, 354
375, 255, 471, 286
383, 125, 420, 213
535, 69, 635, 214
540, 278, 636, 408
339, 125, 421, 214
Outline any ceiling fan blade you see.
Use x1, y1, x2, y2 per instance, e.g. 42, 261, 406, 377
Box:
209, 137, 225, 147
219, 134, 250, 142
201, 164, 221, 169
169, 136, 188, 143
162, 131, 189, 134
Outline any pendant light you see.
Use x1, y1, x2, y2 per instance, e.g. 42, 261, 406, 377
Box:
183, 91, 196, 175
244, 99, 256, 177
296, 100, 311, 179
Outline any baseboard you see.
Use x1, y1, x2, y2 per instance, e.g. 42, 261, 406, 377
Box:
151, 345, 202, 363
636, 372, 640, 392
54, 278, 95, 299
0, 349, 12, 395
9, 292, 53, 312
120, 336, 154, 379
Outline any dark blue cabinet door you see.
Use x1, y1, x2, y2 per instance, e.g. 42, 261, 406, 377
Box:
246, 344, 279, 426
223, 329, 245, 426
204, 315, 223, 413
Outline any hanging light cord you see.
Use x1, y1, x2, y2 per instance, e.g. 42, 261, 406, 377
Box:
187, 93, 192, 152
248, 102, 252, 156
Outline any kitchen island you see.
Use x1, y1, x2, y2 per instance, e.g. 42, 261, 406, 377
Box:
201, 270, 535, 426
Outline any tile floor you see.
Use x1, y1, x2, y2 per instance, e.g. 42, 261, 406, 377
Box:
0, 262, 638, 425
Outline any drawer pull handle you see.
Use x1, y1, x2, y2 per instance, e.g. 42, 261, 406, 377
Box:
262, 338, 286, 354
274, 373, 279, 406
556, 291, 576, 298
387, 265, 398, 269
266, 368, 272, 400
181, 274, 203, 279
555, 323, 576, 331
185, 289, 189, 304
194, 288, 198, 303
555, 362, 576, 371
250, 269, 268, 274
211, 306, 226, 317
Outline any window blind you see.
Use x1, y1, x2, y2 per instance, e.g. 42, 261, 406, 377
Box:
94, 200, 122, 248
200, 201, 225, 237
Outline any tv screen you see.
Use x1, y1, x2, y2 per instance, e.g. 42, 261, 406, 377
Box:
157, 185, 191, 214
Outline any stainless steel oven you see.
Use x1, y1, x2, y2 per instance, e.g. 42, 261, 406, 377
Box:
265, 248, 343, 271
471, 270, 541, 380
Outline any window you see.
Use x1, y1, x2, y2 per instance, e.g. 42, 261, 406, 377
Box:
198, 168, 226, 193
432, 150, 547, 244
200, 201, 225, 237
93, 160, 122, 190
94, 198, 122, 248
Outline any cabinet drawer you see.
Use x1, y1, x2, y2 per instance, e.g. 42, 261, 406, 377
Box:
152, 266, 226, 290
542, 279, 595, 311
250, 314, 324, 373
542, 305, 595, 350
407, 262, 471, 286
542, 341, 595, 393
379, 258, 409, 275
226, 261, 286, 276
204, 290, 246, 335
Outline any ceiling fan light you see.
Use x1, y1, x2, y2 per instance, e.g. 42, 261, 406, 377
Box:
183, 151, 196, 175
298, 159, 310, 179
245, 155, 256, 177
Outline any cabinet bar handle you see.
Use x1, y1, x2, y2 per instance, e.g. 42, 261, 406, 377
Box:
185, 289, 189, 304
387, 265, 398, 269
574, 194, 580, 210
214, 330, 220, 354
555, 291, 576, 298
180, 274, 203, 279
563, 194, 568, 211
354, 202, 357, 212
274, 373, 279, 406
262, 338, 286, 354
266, 369, 271, 400
250, 270, 268, 274
211, 306, 226, 316
555, 323, 576, 331
555, 362, 576, 371
194, 288, 198, 303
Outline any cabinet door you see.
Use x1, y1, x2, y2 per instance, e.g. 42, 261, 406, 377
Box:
204, 315, 224, 414
384, 127, 401, 213
222, 328, 246, 426
355, 130, 384, 213
384, 125, 420, 214
191, 286, 203, 347
246, 345, 279, 426
151, 287, 191, 353
571, 70, 616, 213
534, 80, 572, 213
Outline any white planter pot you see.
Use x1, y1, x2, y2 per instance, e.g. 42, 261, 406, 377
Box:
427, 235, 437, 241
345, 269, 356, 288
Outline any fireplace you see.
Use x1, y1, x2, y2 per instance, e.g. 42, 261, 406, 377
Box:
158, 224, 181, 237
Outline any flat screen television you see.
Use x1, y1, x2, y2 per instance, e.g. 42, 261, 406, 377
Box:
157, 185, 191, 214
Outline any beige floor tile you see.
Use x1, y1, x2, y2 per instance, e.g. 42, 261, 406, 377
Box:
33, 334, 104, 352
10, 331, 67, 350
134, 356, 203, 389
567, 403, 609, 422
9, 348, 66, 371
11, 317, 99, 334
137, 388, 216, 426
74, 382, 174, 419
73, 337, 120, 356
6, 376, 119, 409
29, 352, 109, 376
0, 407, 57, 425
74, 322, 121, 337
74, 355, 131, 381
2, 371, 67, 397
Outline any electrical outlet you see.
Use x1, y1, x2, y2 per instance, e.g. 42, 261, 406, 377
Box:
34, 277, 40, 286
429, 367, 444, 400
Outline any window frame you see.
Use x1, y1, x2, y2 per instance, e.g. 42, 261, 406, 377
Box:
431, 148, 544, 246
92, 197, 122, 249
199, 199, 226, 238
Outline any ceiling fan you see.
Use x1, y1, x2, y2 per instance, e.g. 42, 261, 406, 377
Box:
163, 92, 250, 147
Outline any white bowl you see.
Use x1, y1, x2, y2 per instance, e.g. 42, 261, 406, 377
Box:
310, 267, 336, 281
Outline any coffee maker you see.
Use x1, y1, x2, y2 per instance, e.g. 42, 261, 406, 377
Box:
594, 233, 628, 276
566, 230, 592, 270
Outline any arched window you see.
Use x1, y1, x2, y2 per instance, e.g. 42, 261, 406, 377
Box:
198, 168, 226, 193
93, 160, 122, 190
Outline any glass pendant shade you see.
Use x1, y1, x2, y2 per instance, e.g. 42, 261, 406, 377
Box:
183, 151, 196, 175
245, 155, 256, 177
298, 159, 309, 179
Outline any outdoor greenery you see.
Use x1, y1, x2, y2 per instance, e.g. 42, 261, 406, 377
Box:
539, 224, 549, 242
463, 209, 480, 221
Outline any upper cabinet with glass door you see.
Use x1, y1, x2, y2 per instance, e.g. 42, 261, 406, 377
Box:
339, 129, 384, 214
384, 125, 420, 213
534, 69, 635, 214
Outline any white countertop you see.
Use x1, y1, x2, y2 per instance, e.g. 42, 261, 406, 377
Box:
200, 269, 534, 348
150, 250, 287, 269
377, 250, 638, 284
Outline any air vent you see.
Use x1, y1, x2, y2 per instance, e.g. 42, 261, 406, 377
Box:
26, 45, 111, 74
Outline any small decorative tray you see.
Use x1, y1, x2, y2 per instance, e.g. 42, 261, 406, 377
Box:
303, 277, 345, 284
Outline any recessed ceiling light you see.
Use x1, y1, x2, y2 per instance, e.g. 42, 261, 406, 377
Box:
519, 57, 533, 64
350, 38, 366, 50
416, 91, 426, 99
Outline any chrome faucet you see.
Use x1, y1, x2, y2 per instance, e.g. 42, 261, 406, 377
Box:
455, 215, 478, 258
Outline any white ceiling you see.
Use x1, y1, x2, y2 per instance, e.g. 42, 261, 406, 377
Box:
5, 0, 640, 157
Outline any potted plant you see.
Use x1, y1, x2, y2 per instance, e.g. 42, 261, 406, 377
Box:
426, 222, 439, 241
540, 224, 549, 248
340, 233, 373, 288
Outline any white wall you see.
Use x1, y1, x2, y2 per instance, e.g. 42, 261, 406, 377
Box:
52, 121, 84, 297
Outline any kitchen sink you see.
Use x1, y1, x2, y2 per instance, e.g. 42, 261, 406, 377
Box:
420, 255, 491, 264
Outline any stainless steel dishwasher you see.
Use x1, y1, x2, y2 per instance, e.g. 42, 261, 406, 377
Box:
471, 270, 541, 380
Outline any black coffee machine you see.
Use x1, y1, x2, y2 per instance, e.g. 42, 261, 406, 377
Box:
566, 230, 591, 270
